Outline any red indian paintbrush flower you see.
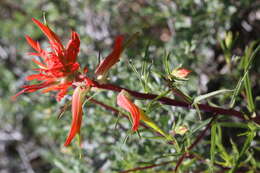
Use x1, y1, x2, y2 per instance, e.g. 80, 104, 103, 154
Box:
13, 18, 80, 101
95, 35, 124, 80
117, 90, 141, 131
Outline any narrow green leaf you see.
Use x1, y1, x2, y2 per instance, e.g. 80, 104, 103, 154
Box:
193, 89, 233, 104
188, 118, 212, 137
146, 90, 170, 113
244, 73, 255, 112
163, 52, 171, 75
141, 42, 152, 92
230, 74, 247, 107
230, 139, 239, 164
230, 123, 256, 173
140, 110, 172, 141
215, 125, 231, 165
128, 47, 152, 92
210, 122, 217, 173
230, 43, 260, 108
128, 60, 146, 91
219, 122, 249, 129
140, 110, 180, 151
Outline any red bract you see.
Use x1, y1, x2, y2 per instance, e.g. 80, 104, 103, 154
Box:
64, 86, 88, 146
13, 18, 80, 101
117, 90, 141, 131
95, 35, 124, 79
173, 68, 191, 79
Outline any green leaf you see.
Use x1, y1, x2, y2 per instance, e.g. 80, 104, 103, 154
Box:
163, 51, 171, 75
188, 118, 212, 138
140, 110, 172, 141
210, 122, 217, 173
128, 44, 153, 92
215, 125, 231, 166
230, 74, 248, 108
218, 122, 249, 129
230, 43, 260, 108
244, 73, 255, 112
146, 90, 171, 113
229, 123, 256, 173
230, 139, 239, 164
193, 89, 233, 104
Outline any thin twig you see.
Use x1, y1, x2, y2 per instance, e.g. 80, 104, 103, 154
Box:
93, 82, 260, 124
171, 87, 192, 104
164, 78, 192, 104
118, 159, 175, 173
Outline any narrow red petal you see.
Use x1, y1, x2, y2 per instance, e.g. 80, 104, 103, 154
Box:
66, 31, 80, 63
64, 87, 86, 146
31, 59, 47, 68
117, 90, 140, 131
25, 35, 39, 51
26, 74, 48, 81
12, 81, 54, 100
56, 88, 69, 102
32, 18, 63, 49
26, 36, 48, 60
41, 82, 71, 93
95, 35, 124, 76
12, 88, 28, 101
41, 84, 60, 93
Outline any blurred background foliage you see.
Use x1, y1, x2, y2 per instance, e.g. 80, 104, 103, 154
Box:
0, 0, 259, 172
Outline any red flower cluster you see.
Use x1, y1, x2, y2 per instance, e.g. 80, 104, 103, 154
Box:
13, 18, 81, 101
14, 18, 125, 146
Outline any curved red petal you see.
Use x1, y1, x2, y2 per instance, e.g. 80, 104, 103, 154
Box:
12, 81, 54, 100
26, 74, 48, 81
66, 31, 80, 63
117, 90, 141, 131
64, 87, 86, 146
25, 35, 39, 51
32, 18, 63, 49
31, 59, 47, 68
95, 35, 124, 76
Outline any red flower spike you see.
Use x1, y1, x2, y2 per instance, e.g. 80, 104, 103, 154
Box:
172, 68, 191, 78
95, 36, 124, 79
64, 86, 88, 147
14, 18, 81, 101
117, 90, 141, 131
